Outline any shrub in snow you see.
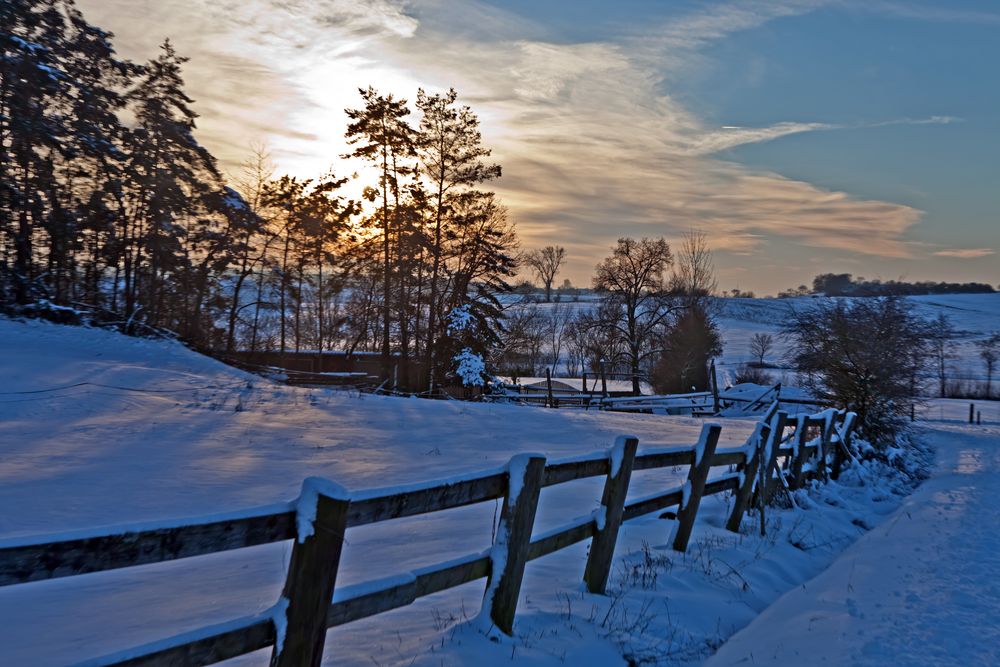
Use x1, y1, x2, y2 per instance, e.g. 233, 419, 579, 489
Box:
453, 347, 487, 387
785, 296, 934, 446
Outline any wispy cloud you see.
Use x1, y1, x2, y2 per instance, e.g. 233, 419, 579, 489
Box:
932, 248, 996, 259
861, 2, 1000, 27
75, 0, 964, 286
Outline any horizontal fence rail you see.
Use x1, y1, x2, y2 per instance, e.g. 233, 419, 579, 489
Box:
1, 404, 856, 667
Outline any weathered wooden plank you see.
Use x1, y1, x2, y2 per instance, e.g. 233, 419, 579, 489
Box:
584, 437, 638, 593
758, 412, 789, 528
672, 424, 722, 552
710, 449, 745, 467
621, 487, 684, 522
272, 479, 350, 667
633, 447, 694, 470
703, 473, 740, 496
527, 519, 596, 561
789, 416, 811, 489
415, 553, 492, 597
82, 614, 275, 667
543, 457, 609, 486
0, 508, 296, 587
324, 553, 495, 628
831, 412, 856, 480
327, 576, 417, 628
483, 455, 545, 635
348, 473, 507, 527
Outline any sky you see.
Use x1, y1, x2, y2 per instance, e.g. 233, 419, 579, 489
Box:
75, 0, 1000, 295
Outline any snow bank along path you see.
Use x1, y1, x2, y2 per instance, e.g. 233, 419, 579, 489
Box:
708, 420, 1000, 666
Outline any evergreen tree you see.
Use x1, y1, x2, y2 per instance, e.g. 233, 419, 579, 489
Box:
415, 88, 500, 390
651, 304, 723, 394
125, 39, 220, 329
345, 87, 415, 378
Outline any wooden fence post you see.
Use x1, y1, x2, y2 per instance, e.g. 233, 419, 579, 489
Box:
789, 415, 810, 489
673, 424, 722, 552
831, 412, 856, 480
545, 368, 554, 408
818, 415, 835, 482
584, 436, 638, 593
761, 411, 790, 506
710, 360, 720, 414
271, 478, 351, 667
725, 421, 770, 533
484, 454, 545, 635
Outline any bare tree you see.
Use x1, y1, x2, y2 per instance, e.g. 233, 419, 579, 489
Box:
786, 297, 933, 444
543, 302, 574, 374
928, 314, 955, 398
978, 333, 1000, 399
497, 305, 547, 379
525, 246, 566, 302
749, 332, 774, 367
670, 231, 717, 301
592, 237, 676, 394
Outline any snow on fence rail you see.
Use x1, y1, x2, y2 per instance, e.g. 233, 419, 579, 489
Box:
0, 404, 856, 667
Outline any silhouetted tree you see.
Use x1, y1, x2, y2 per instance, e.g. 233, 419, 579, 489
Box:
651, 304, 722, 394
524, 245, 566, 302
786, 297, 932, 444
749, 332, 774, 367
592, 237, 677, 394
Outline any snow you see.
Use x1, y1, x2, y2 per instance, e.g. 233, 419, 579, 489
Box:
295, 477, 349, 544
3, 314, 998, 666
707, 421, 1000, 666
0, 317, 755, 665
453, 347, 487, 387
693, 423, 720, 466
609, 435, 636, 478
272, 597, 290, 657
446, 305, 475, 335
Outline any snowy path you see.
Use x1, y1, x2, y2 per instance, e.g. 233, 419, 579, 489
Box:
707, 421, 1000, 666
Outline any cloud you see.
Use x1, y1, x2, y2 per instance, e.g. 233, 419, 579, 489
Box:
75, 0, 958, 288
860, 2, 1000, 27
932, 248, 996, 259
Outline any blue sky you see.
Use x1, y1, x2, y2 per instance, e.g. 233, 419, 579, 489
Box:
78, 0, 999, 294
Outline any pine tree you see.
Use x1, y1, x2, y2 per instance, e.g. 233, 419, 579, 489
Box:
1, 0, 72, 303
344, 87, 415, 379
415, 88, 500, 390
125, 39, 220, 329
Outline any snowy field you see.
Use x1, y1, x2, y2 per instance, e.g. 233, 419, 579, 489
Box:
514, 293, 1000, 386
1, 314, 998, 665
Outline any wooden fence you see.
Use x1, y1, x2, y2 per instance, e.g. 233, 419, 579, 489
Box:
0, 405, 856, 667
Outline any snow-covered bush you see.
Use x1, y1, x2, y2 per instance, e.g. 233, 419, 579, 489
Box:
452, 347, 488, 387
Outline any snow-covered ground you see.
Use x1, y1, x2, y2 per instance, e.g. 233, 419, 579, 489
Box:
707, 420, 1000, 666
1, 315, 997, 666
512, 293, 1000, 387
0, 317, 754, 665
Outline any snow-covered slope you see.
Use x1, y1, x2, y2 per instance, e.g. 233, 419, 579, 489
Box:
713, 293, 1000, 383
505, 293, 1000, 386
0, 317, 754, 665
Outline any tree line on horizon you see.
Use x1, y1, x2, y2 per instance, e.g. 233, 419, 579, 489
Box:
779, 273, 996, 299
